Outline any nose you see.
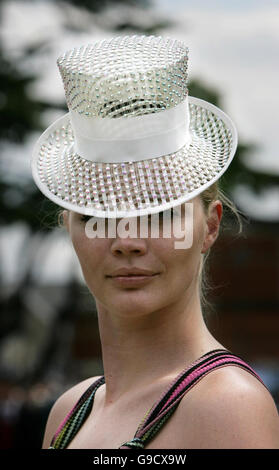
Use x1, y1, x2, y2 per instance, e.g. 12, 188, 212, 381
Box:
110, 235, 147, 256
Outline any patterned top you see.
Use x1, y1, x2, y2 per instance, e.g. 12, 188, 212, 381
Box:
49, 349, 266, 449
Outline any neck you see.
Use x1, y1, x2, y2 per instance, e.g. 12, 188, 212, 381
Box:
95, 289, 220, 407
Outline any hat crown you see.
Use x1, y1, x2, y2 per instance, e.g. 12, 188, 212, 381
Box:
57, 35, 189, 118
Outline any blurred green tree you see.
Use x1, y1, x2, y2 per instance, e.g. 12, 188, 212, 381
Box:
0, 0, 173, 386
188, 79, 279, 197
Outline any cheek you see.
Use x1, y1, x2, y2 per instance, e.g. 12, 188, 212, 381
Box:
70, 228, 108, 284
164, 249, 200, 295
71, 228, 88, 263
157, 225, 203, 294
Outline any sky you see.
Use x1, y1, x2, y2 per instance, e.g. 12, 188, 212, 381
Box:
154, 0, 279, 218
158, 0, 279, 10
2, 0, 279, 174
155, 0, 279, 172
1, 0, 279, 285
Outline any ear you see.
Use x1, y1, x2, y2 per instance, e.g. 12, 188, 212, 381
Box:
201, 200, 222, 254
63, 210, 70, 232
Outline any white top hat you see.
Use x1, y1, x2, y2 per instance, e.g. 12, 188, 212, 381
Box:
31, 35, 237, 218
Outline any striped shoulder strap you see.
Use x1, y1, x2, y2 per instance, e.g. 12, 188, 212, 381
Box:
49, 375, 105, 449
119, 348, 266, 449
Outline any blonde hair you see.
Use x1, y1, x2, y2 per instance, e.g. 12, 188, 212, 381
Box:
198, 181, 244, 317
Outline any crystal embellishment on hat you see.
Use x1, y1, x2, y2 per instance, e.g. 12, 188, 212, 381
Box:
57, 35, 189, 118
31, 35, 237, 218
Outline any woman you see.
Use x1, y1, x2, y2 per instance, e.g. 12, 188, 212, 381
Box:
31, 35, 279, 448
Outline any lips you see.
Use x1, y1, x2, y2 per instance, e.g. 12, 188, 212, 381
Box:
106, 268, 160, 287
107, 267, 158, 277
107, 270, 159, 287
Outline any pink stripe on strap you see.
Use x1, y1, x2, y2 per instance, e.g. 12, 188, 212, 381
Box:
51, 376, 104, 445
134, 356, 266, 441
161, 355, 264, 412
136, 363, 263, 441
52, 407, 76, 443
138, 350, 224, 427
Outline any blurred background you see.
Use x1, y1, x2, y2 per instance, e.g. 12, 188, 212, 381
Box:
0, 0, 278, 449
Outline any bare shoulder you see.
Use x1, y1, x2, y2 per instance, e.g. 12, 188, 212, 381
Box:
179, 366, 279, 449
42, 376, 102, 449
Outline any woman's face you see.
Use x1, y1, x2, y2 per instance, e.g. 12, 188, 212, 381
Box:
63, 197, 222, 319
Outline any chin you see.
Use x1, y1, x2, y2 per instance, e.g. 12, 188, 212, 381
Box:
104, 291, 161, 319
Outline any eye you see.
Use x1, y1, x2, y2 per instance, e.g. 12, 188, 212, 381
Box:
171, 207, 179, 217
145, 209, 175, 226
80, 215, 92, 223
160, 208, 176, 219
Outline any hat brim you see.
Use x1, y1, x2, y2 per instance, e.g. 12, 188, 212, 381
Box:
31, 97, 237, 218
